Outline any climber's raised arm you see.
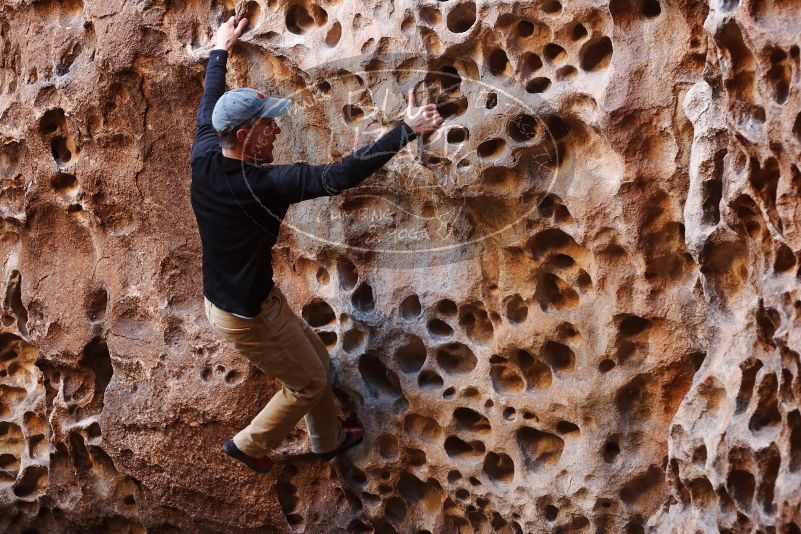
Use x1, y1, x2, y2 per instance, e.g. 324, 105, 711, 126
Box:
255, 87, 444, 204
190, 16, 248, 162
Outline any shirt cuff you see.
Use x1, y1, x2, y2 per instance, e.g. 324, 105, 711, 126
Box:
209, 48, 229, 62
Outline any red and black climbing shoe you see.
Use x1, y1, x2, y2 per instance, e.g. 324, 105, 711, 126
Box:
223, 439, 273, 473
314, 428, 365, 461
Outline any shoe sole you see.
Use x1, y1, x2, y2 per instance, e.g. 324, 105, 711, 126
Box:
315, 430, 364, 461
223, 439, 272, 473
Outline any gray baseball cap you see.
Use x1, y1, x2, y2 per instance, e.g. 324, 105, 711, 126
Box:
211, 88, 291, 134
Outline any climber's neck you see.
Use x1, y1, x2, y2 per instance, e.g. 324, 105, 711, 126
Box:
222, 147, 244, 161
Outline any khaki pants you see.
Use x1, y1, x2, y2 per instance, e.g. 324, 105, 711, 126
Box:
204, 286, 343, 456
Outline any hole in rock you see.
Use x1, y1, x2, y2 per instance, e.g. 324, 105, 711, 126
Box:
420, 6, 441, 25
598, 359, 616, 373
458, 304, 494, 343
82, 336, 113, 403
523, 53, 543, 77
542, 0, 562, 12
286, 4, 315, 34
51, 172, 78, 197
436, 342, 477, 375
508, 114, 538, 142
398, 472, 442, 511
318, 331, 337, 347
428, 319, 454, 337
39, 108, 66, 135
342, 328, 365, 353
342, 104, 364, 123
376, 434, 399, 460
727, 469, 755, 511
488, 49, 511, 76
543, 43, 566, 63
603, 440, 620, 462
543, 115, 571, 140
526, 77, 551, 93
51, 136, 76, 165
436, 95, 468, 119
85, 286, 108, 322
491, 363, 525, 394
12, 465, 48, 498
399, 294, 422, 319
462, 387, 480, 399
447, 470, 462, 483
544, 504, 559, 521
394, 336, 427, 373
556, 421, 580, 434
535, 273, 579, 311
406, 448, 427, 466
302, 298, 336, 327
317, 80, 332, 94
384, 496, 407, 521
325, 21, 342, 47
0, 453, 18, 470
529, 227, 576, 257
444, 435, 486, 460
476, 138, 506, 159
447, 127, 469, 144
517, 427, 564, 471
453, 407, 492, 434
571, 23, 588, 40
556, 65, 577, 79
238, 1, 261, 31
504, 294, 528, 324
580, 36, 613, 71
404, 413, 443, 443
512, 350, 553, 390
483, 452, 515, 483
749, 373, 781, 432
620, 465, 665, 506
615, 374, 654, 421
311, 4, 327, 25
336, 258, 358, 290
359, 353, 401, 398
774, 243, 796, 273
446, 2, 476, 33
418, 370, 444, 389
352, 283, 375, 313
517, 20, 535, 36
316, 266, 330, 284
436, 299, 458, 316
619, 315, 651, 336
641, 0, 661, 17
788, 410, 801, 472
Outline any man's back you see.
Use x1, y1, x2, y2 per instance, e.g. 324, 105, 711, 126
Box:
190, 150, 288, 317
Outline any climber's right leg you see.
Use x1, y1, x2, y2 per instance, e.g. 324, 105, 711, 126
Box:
204, 288, 339, 459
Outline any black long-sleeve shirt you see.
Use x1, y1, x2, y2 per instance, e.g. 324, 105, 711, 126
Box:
190, 49, 416, 317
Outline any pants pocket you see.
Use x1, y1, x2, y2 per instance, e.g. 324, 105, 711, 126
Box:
207, 302, 257, 334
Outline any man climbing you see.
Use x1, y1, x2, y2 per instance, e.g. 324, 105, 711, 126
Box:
189, 17, 443, 473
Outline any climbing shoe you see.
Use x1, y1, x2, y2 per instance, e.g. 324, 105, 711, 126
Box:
223, 439, 273, 473
314, 428, 364, 461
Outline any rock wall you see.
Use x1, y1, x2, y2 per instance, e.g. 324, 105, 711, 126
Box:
0, 0, 798, 532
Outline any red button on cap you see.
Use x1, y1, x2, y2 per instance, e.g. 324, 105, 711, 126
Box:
257, 92, 265, 99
